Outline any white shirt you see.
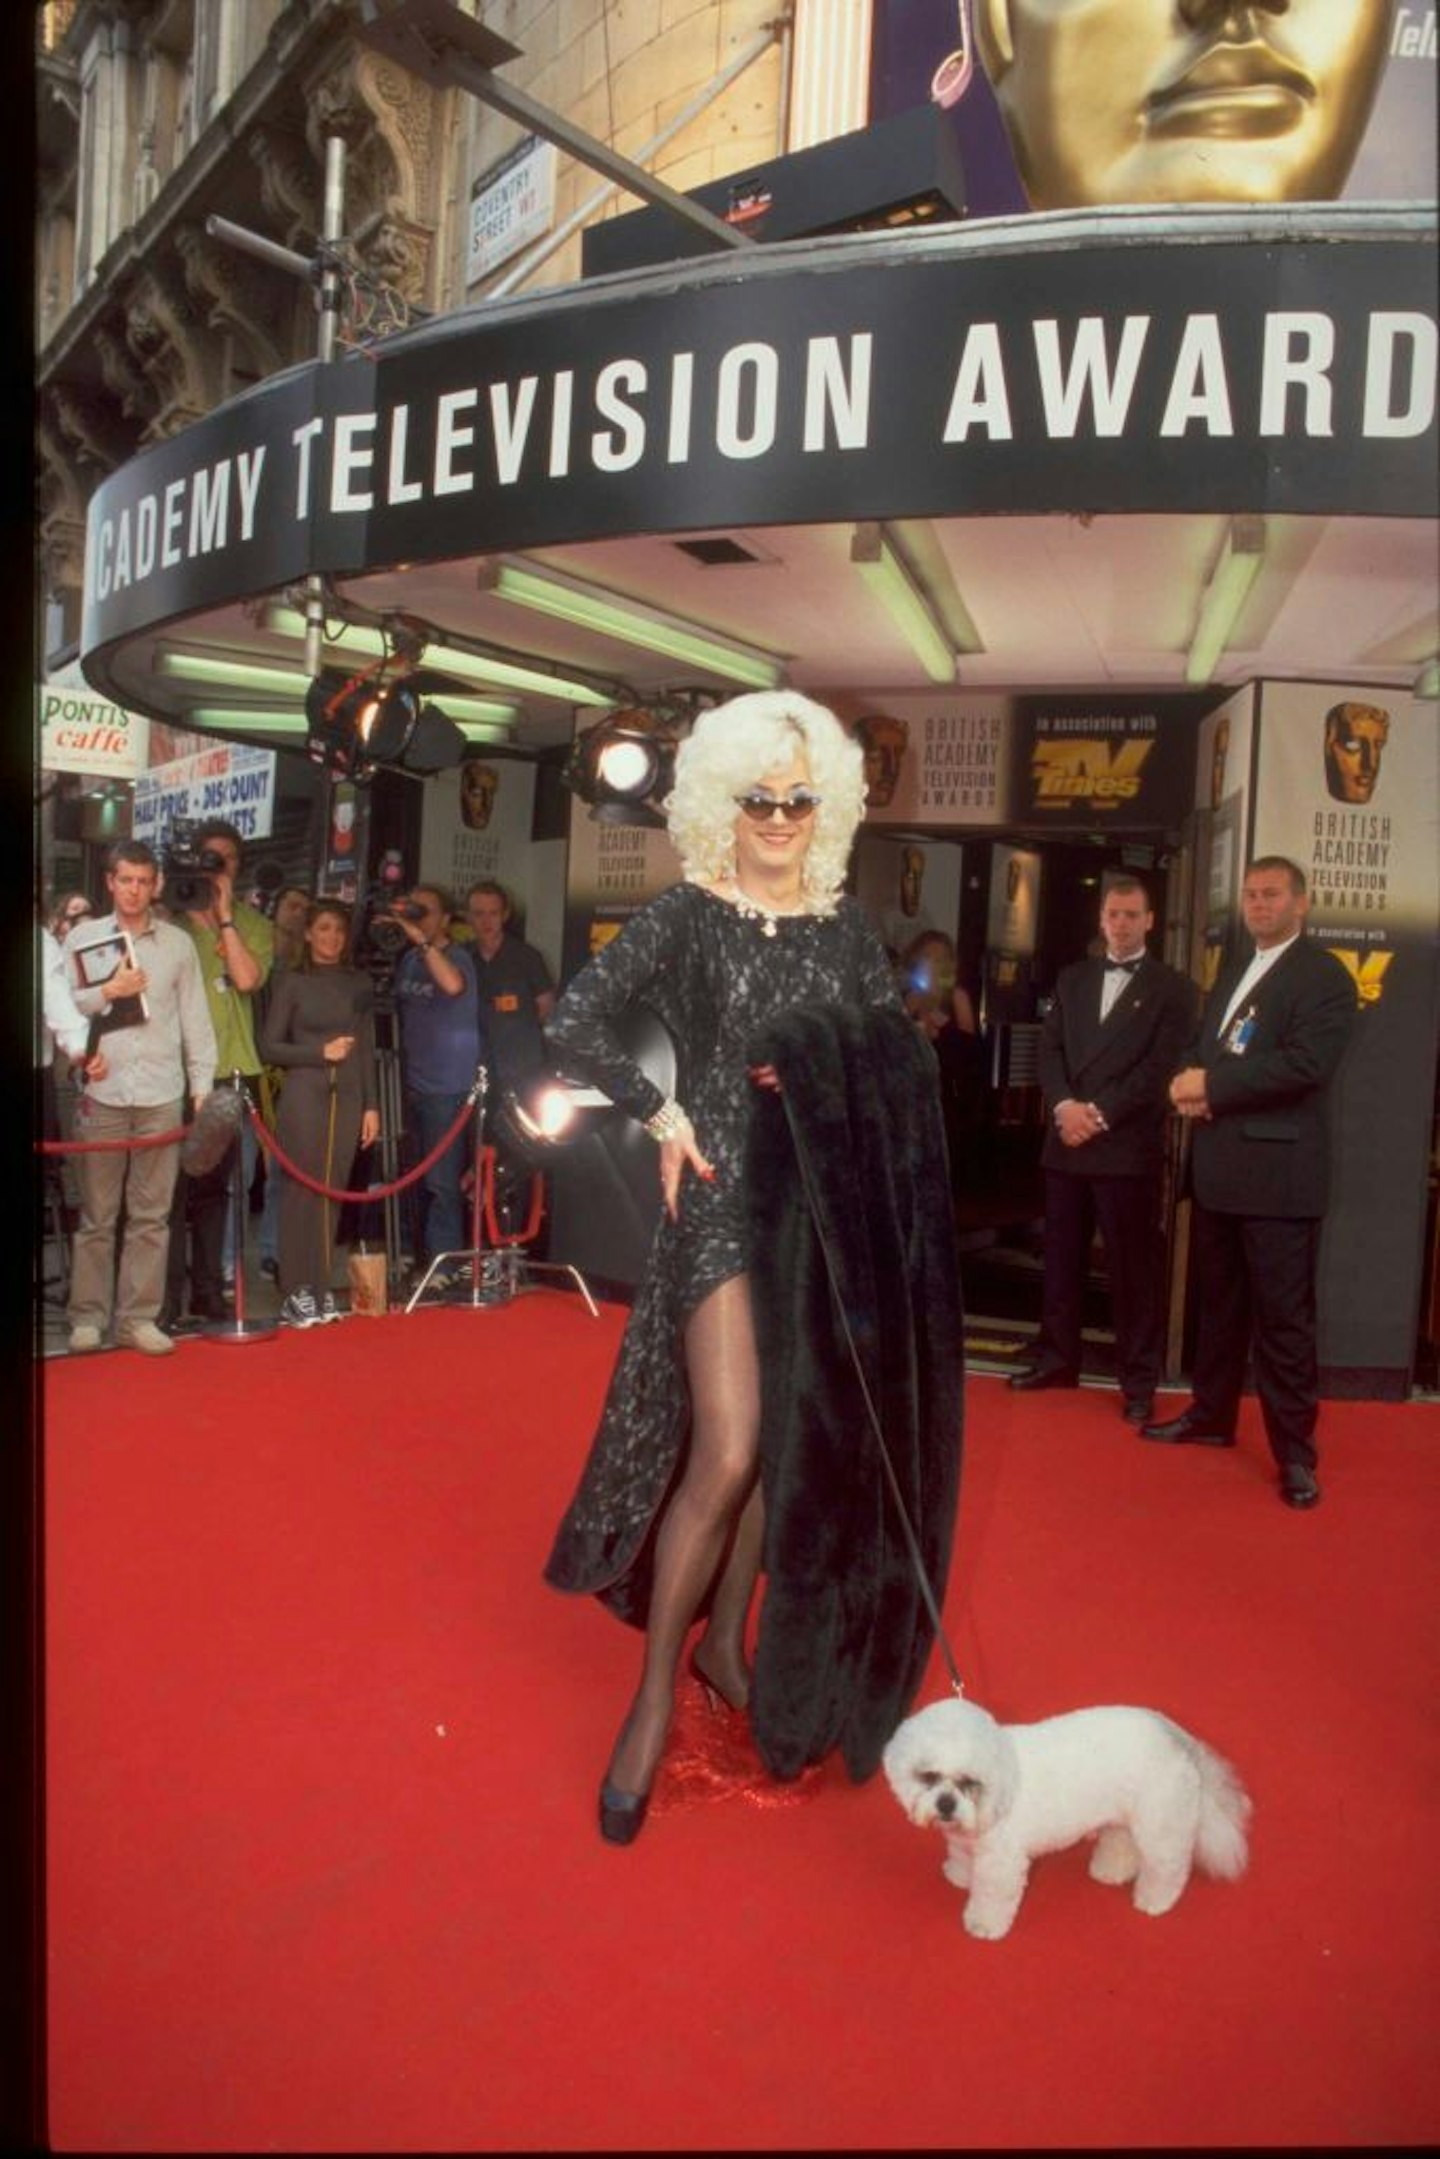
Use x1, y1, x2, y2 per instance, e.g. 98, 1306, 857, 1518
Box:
1218, 930, 1301, 1034
69, 912, 217, 1106
38, 924, 90, 1067
1098, 950, 1144, 1022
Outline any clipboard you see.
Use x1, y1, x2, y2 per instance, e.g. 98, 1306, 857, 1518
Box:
69, 926, 149, 1033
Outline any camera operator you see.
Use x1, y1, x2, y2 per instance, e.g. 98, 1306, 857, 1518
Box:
388, 883, 486, 1288
163, 818, 275, 1324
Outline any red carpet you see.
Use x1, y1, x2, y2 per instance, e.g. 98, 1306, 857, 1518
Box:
41, 1304, 1440, 2151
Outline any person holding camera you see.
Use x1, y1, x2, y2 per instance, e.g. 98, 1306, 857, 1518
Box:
164, 818, 275, 1324
388, 883, 485, 1289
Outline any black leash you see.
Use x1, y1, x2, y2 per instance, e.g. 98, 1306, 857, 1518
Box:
778, 1089, 965, 1699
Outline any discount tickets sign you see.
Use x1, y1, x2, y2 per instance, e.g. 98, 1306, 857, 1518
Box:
133, 741, 277, 851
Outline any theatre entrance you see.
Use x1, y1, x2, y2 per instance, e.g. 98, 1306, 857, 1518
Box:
854, 827, 1187, 1382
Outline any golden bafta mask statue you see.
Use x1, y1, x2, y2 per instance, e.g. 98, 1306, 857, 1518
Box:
1323, 700, 1390, 805
855, 714, 910, 809
460, 759, 499, 831
972, 0, 1391, 210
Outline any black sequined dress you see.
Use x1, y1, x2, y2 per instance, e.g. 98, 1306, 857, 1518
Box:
542, 881, 899, 1624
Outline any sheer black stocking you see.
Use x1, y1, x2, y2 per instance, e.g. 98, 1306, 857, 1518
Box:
605, 1273, 762, 1797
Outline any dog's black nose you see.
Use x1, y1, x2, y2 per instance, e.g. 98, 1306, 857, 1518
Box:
935, 1789, 956, 1820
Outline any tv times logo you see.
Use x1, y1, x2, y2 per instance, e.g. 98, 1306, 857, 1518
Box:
1029, 736, 1155, 810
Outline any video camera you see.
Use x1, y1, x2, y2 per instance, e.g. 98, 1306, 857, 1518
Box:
164, 818, 228, 911
353, 849, 420, 982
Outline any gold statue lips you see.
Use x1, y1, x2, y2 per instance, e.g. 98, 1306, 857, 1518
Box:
1146, 39, 1315, 139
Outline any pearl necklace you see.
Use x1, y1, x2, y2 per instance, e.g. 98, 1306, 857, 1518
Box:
726, 880, 807, 937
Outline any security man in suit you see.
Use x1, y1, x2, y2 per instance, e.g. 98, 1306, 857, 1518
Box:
1144, 857, 1355, 1511
1011, 876, 1195, 1424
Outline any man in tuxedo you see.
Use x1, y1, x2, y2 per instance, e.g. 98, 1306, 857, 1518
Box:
1010, 877, 1195, 1424
1144, 857, 1355, 1511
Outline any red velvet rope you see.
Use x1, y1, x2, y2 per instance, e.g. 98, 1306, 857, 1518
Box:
37, 1128, 187, 1154
37, 1097, 475, 1206
36, 1094, 537, 1241
245, 1095, 476, 1204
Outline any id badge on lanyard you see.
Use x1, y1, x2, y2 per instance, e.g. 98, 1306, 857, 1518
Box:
1223, 1002, 1257, 1056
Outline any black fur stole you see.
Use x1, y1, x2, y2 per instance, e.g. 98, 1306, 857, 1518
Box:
745, 1003, 964, 1783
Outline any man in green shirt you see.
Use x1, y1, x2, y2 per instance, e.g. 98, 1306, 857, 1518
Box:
163, 819, 275, 1323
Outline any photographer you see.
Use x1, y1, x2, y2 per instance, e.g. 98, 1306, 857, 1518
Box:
164, 818, 274, 1324
388, 883, 485, 1288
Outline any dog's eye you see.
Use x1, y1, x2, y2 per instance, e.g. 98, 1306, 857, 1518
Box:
957, 1777, 982, 1800
917, 1772, 941, 1788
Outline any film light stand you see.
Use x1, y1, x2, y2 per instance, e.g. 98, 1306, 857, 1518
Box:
204, 1072, 277, 1344
404, 1062, 599, 1317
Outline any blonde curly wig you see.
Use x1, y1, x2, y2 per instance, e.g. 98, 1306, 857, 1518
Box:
663, 691, 866, 912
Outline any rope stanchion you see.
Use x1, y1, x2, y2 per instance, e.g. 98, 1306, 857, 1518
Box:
203, 1073, 277, 1347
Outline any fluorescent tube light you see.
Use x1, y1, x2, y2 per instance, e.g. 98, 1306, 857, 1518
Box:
260, 602, 614, 707
478, 559, 786, 690
849, 524, 956, 684
155, 650, 311, 694
1185, 517, 1266, 685
187, 708, 306, 733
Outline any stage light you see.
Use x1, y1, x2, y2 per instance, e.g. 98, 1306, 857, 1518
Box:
304, 669, 468, 780
1185, 517, 1266, 685
562, 705, 681, 825
507, 1083, 582, 1145
478, 558, 787, 689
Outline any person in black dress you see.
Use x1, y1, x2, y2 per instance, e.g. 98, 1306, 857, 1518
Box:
259, 900, 380, 1326
901, 928, 984, 1192
544, 691, 957, 1844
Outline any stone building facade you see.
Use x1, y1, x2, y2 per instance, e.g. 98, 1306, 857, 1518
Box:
36, 0, 871, 664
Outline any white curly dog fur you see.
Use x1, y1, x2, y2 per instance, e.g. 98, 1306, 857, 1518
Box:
883, 1696, 1251, 1940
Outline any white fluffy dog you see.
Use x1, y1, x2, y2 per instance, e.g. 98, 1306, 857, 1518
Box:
882, 1695, 1251, 1940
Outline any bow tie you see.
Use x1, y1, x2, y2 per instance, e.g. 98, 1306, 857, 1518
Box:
1104, 957, 1142, 975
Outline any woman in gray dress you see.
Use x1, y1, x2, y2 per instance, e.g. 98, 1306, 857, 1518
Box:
260, 900, 379, 1326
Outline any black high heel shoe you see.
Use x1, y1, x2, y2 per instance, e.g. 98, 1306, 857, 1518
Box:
688, 1645, 749, 1715
598, 1780, 650, 1846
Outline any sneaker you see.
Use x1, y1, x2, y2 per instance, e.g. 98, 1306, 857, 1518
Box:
318, 1290, 344, 1323
280, 1287, 323, 1329
117, 1321, 175, 1357
259, 1256, 280, 1283
69, 1323, 102, 1354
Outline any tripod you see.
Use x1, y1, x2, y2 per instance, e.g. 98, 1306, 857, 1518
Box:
368, 997, 411, 1301
204, 1072, 276, 1345
405, 1064, 598, 1318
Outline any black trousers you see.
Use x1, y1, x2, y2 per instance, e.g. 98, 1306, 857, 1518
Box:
1035, 1168, 1164, 1402
1189, 1205, 1321, 1470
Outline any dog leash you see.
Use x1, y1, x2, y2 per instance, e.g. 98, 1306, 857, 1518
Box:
778, 1090, 966, 1700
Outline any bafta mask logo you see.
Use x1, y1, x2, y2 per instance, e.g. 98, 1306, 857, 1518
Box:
854, 714, 910, 810
972, 0, 1391, 211
1323, 702, 1390, 806
1210, 713, 1231, 809
1330, 947, 1394, 1007
460, 760, 500, 831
